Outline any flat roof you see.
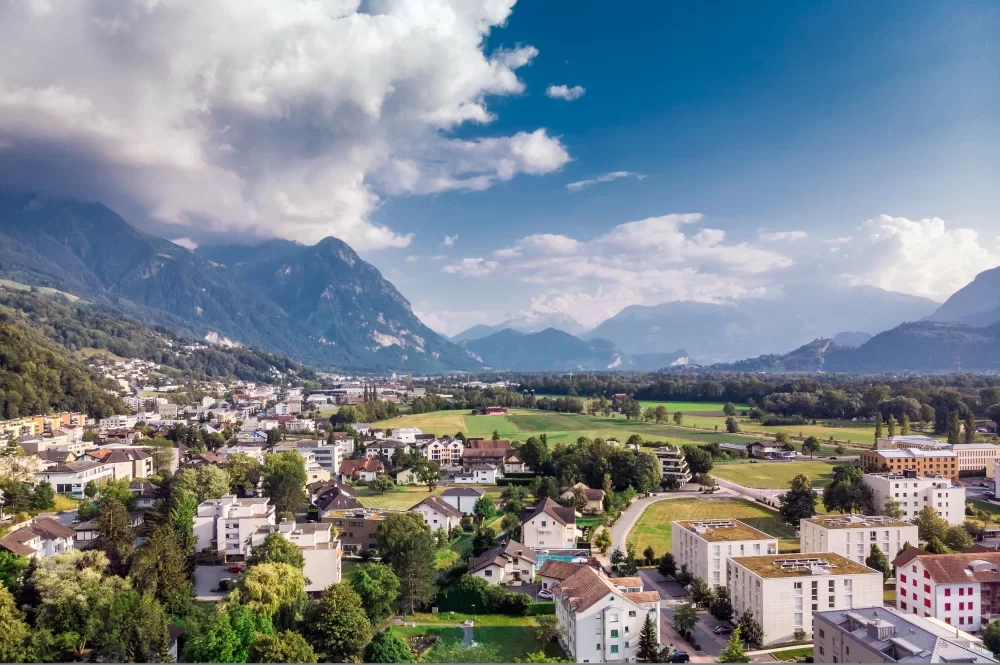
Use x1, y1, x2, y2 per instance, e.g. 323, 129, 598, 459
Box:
873, 449, 956, 458
674, 519, 776, 542
805, 515, 914, 530
730, 553, 877, 578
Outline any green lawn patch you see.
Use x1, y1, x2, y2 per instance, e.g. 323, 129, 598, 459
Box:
472, 625, 566, 662
772, 646, 813, 661
711, 460, 842, 489
408, 613, 538, 626
626, 498, 799, 555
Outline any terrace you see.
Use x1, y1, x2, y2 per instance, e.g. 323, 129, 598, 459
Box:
675, 518, 775, 542
731, 553, 876, 578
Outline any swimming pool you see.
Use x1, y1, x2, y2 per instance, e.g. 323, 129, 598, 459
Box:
534, 549, 592, 567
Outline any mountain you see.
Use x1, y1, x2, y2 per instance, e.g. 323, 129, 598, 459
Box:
451, 312, 586, 343
927, 266, 1000, 327
710, 338, 848, 372
462, 328, 625, 371
586, 284, 937, 363
831, 331, 872, 348
0, 192, 477, 372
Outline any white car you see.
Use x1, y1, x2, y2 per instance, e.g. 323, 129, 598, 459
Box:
537, 589, 554, 600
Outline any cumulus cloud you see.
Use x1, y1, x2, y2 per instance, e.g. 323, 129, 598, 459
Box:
0, 0, 570, 250
443, 234, 458, 246
758, 230, 808, 243
546, 84, 586, 101
441, 257, 499, 277
171, 237, 199, 250
566, 171, 645, 192
834, 215, 1000, 301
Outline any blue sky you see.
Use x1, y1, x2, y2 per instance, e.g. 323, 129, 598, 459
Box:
3, 0, 999, 335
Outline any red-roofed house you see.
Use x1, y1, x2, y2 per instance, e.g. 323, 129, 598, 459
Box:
892, 547, 1000, 632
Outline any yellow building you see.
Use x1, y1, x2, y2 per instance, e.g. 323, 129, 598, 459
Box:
860, 448, 958, 479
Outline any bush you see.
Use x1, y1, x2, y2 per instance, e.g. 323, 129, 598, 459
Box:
501, 592, 532, 616
761, 415, 808, 426
528, 601, 556, 616
496, 478, 534, 487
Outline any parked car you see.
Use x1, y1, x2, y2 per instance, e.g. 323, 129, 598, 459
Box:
749, 459, 758, 464
228, 564, 245, 574
713, 624, 734, 635
666, 650, 690, 663
217, 577, 236, 591
537, 589, 553, 600
987, 492, 996, 500
981, 482, 991, 488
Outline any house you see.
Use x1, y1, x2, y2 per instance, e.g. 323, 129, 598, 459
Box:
747, 441, 796, 459
339, 458, 385, 482
559, 483, 605, 514
453, 464, 502, 485
502, 450, 528, 473
75, 512, 144, 547
131, 481, 159, 509
35, 460, 115, 497
311, 482, 363, 516
553, 565, 660, 663
861, 448, 959, 479
411, 495, 463, 532
192, 495, 276, 561
891, 547, 1000, 632
468, 437, 512, 450
394, 468, 419, 486
392, 427, 423, 443
461, 448, 508, 466
0, 517, 76, 558
82, 448, 154, 481
655, 446, 692, 484
32, 448, 76, 468
520, 498, 580, 550
440, 487, 484, 515
727, 553, 883, 646
351, 423, 372, 435
236, 430, 268, 444
322, 508, 395, 553
800, 515, 919, 564
539, 560, 589, 592
419, 437, 464, 466
364, 439, 412, 461
248, 522, 342, 594
863, 471, 966, 524
468, 540, 537, 585
812, 605, 997, 664
673, 519, 778, 588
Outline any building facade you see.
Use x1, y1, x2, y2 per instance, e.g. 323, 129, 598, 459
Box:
800, 515, 919, 565
892, 548, 1000, 632
860, 448, 958, 480
192, 495, 276, 561
654, 446, 691, 484
672, 519, 778, 588
520, 498, 579, 550
863, 471, 966, 524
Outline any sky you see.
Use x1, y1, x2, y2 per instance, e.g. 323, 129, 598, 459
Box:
1, 0, 999, 335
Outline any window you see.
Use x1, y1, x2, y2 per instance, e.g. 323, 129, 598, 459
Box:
924, 570, 931, 579
628, 611, 636, 618
960, 588, 965, 596
969, 587, 974, 595
610, 630, 619, 638
924, 599, 931, 608
901, 588, 907, 597
924, 584, 930, 594
901, 601, 907, 610
794, 613, 803, 627
945, 603, 951, 611
596, 645, 600, 651
485, 570, 492, 577
610, 613, 619, 623
900, 574, 907, 583
945, 588, 951, 597
610, 646, 619, 655
960, 617, 965, 625
818, 629, 825, 639
819, 646, 825, 656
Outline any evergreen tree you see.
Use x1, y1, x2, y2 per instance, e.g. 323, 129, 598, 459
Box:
658, 553, 677, 578
887, 415, 897, 439
866, 544, 891, 581
130, 524, 191, 614
779, 474, 817, 524
948, 411, 962, 445
30, 481, 55, 511
901, 414, 911, 435
97, 495, 135, 575
874, 413, 883, 442
966, 410, 977, 443
717, 625, 751, 663
638, 613, 659, 661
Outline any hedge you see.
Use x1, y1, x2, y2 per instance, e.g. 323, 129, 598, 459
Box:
528, 601, 555, 616
502, 472, 538, 479
497, 478, 534, 486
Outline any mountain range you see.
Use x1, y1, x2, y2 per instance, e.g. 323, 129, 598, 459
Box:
451, 312, 586, 343
926, 266, 1000, 328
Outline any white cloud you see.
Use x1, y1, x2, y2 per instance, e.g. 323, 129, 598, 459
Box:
443, 234, 458, 247
405, 255, 418, 263
441, 257, 499, 277
758, 230, 808, 243
546, 84, 586, 101
566, 170, 645, 192
0, 0, 570, 250
834, 215, 1000, 301
171, 237, 198, 250
413, 306, 489, 336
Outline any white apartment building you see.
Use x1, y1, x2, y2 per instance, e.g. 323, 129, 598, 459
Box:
0, 517, 76, 559
800, 515, 919, 565
655, 446, 692, 484
248, 522, 341, 593
420, 437, 464, 466
672, 519, 778, 588
35, 460, 115, 497
813, 606, 997, 664
274, 440, 341, 475
440, 487, 484, 514
393, 427, 422, 443
99, 415, 139, 430
863, 471, 966, 524
410, 496, 463, 532
554, 565, 660, 663
193, 495, 276, 561
364, 439, 412, 460
520, 498, 580, 551
892, 549, 1000, 632
727, 553, 883, 646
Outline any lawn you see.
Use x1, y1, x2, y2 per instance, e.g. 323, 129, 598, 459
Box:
436, 533, 474, 570
392, 626, 464, 661
52, 495, 79, 512
773, 647, 813, 661
626, 498, 799, 555
966, 499, 1000, 528
634, 400, 750, 413
711, 460, 843, 489
674, 413, 884, 446
473, 625, 566, 662
354, 485, 505, 510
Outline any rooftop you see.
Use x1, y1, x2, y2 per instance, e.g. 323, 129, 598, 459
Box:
675, 519, 776, 542
730, 553, 878, 578
805, 515, 913, 530
872, 448, 957, 459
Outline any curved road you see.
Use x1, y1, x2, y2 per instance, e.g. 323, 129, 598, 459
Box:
608, 488, 738, 554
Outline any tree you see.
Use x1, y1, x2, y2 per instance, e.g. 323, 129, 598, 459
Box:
520, 436, 550, 471
377, 513, 437, 614
414, 458, 442, 492
866, 544, 891, 581
501, 512, 522, 541
184, 604, 271, 663
130, 524, 191, 614
916, 506, 949, 543
472, 527, 498, 556
349, 562, 400, 627
369, 475, 395, 496
30, 480, 55, 511
304, 583, 373, 663
675, 563, 693, 587
823, 465, 873, 515
250, 630, 318, 663
0, 551, 29, 594
924, 537, 949, 554
901, 414, 911, 435
0, 586, 31, 663
723, 402, 737, 417
473, 495, 497, 524
266, 428, 282, 448
983, 620, 1000, 656
84, 480, 98, 499
887, 415, 897, 439
643, 546, 656, 566
263, 451, 308, 516
966, 410, 977, 443
653, 406, 668, 424
232, 563, 307, 625
195, 464, 231, 502
535, 614, 561, 646
638, 612, 659, 661
779, 474, 817, 524
501, 485, 526, 515
248, 532, 306, 569
97, 495, 135, 575
673, 603, 698, 634
883, 495, 904, 520
691, 578, 713, 608
658, 553, 677, 579
594, 529, 612, 555
364, 628, 413, 663
673, 411, 683, 425
948, 411, 962, 445
737, 610, 764, 649
709, 586, 734, 623
725, 417, 740, 434
717, 625, 750, 663
228, 453, 263, 496
834, 444, 847, 455
944, 524, 974, 552
801, 436, 820, 458
533, 476, 560, 502
874, 413, 883, 441
682, 445, 713, 475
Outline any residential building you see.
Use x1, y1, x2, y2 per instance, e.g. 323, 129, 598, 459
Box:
81, 448, 154, 481
411, 495, 463, 532
453, 464, 502, 484
863, 471, 966, 524
99, 415, 139, 430
248, 522, 342, 593
461, 447, 510, 466
393, 427, 422, 443
860, 448, 959, 480
310, 481, 363, 516
192, 495, 276, 561
521, 498, 580, 550
554, 565, 660, 663
538, 559, 604, 592
727, 553, 883, 646
673, 519, 778, 588
35, 460, 115, 497
274, 440, 341, 475
559, 483, 605, 514
892, 548, 1000, 632
468, 437, 512, 450
468, 540, 537, 585
813, 606, 997, 664
322, 508, 396, 553
747, 441, 796, 459
0, 517, 76, 558
364, 439, 412, 460
440, 487, 484, 515
655, 446, 692, 484
394, 468, 418, 485
800, 515, 919, 564
339, 458, 384, 482
419, 437, 464, 466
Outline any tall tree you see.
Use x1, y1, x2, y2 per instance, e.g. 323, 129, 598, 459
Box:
519, 436, 550, 471
725, 416, 741, 434
184, 605, 272, 663
709, 586, 734, 622
823, 465, 873, 515
948, 411, 962, 445
887, 415, 897, 439
349, 562, 400, 627
0, 586, 31, 663
737, 610, 764, 649
965, 410, 977, 443
915, 507, 949, 543
779, 474, 817, 524
248, 532, 306, 569
637, 612, 659, 662
723, 402, 737, 417
983, 620, 1000, 656
658, 553, 677, 578
413, 458, 442, 492
130, 524, 191, 614
882, 496, 904, 520
369, 475, 394, 495
673, 603, 698, 634
232, 563, 307, 626
0, 551, 30, 594
900, 414, 911, 435
263, 451, 308, 517
227, 453, 263, 496
717, 625, 751, 663
97, 495, 135, 575
473, 495, 497, 524
801, 436, 820, 458
376, 513, 437, 614
874, 413, 883, 442
249, 631, 318, 663
304, 584, 373, 663
673, 411, 683, 425
866, 544, 891, 581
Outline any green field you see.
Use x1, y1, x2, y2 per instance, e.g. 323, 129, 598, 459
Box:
354, 485, 506, 511
626, 498, 799, 555
634, 400, 750, 413
711, 460, 842, 489
0, 278, 81, 301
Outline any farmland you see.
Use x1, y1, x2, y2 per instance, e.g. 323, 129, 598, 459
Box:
711, 460, 842, 489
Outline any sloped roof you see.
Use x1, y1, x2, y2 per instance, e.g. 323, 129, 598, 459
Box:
442, 487, 484, 497
413, 495, 463, 519
521, 498, 576, 526
0, 517, 76, 556
538, 560, 587, 581
900, 550, 1000, 584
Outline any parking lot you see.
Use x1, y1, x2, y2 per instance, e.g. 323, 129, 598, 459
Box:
193, 565, 235, 601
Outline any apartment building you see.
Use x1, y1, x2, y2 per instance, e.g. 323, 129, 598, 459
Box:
727, 553, 883, 646
863, 471, 966, 524
440, 487, 484, 515
813, 606, 997, 664
892, 548, 1000, 632
99, 415, 140, 430
520, 498, 580, 550
554, 565, 660, 663
800, 515, 919, 564
248, 522, 342, 593
322, 508, 397, 553
0, 517, 76, 559
410, 495, 463, 532
468, 540, 537, 585
81, 448, 154, 481
860, 448, 958, 480
672, 519, 778, 588
273, 440, 341, 476
192, 495, 276, 561
655, 446, 692, 484
35, 460, 115, 497
419, 437, 464, 466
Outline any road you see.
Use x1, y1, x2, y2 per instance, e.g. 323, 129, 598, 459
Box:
608, 488, 738, 555
638, 568, 727, 663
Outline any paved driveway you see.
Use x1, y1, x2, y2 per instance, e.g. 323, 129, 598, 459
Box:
194, 565, 232, 601
640, 569, 729, 662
